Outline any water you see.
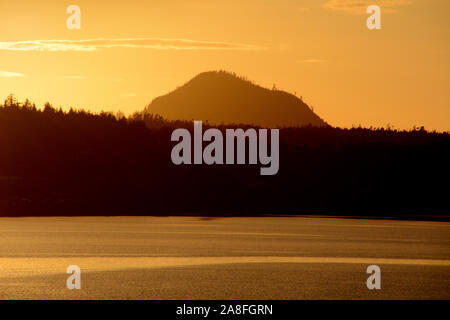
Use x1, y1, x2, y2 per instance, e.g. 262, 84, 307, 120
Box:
0, 216, 449, 299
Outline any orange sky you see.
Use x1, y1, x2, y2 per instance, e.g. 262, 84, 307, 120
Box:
1, 0, 449, 130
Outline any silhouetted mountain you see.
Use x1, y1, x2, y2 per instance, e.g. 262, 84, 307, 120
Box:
145, 71, 327, 127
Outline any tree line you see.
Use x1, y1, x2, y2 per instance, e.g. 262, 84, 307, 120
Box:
1, 95, 449, 218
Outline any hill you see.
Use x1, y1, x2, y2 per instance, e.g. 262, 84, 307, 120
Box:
145, 71, 327, 127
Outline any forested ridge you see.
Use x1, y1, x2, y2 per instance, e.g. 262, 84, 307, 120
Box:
1, 95, 449, 218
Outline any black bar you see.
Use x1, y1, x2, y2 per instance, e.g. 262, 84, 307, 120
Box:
1, 300, 447, 319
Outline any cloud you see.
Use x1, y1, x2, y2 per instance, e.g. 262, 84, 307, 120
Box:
0, 71, 25, 78
0, 38, 263, 52
322, 0, 412, 14
297, 59, 328, 64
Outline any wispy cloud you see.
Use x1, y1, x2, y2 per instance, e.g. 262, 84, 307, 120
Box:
0, 38, 263, 52
0, 70, 25, 78
297, 59, 328, 64
322, 0, 412, 14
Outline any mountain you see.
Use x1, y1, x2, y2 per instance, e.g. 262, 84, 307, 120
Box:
145, 71, 327, 127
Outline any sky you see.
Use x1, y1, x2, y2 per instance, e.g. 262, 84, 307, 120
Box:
0, 0, 449, 131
